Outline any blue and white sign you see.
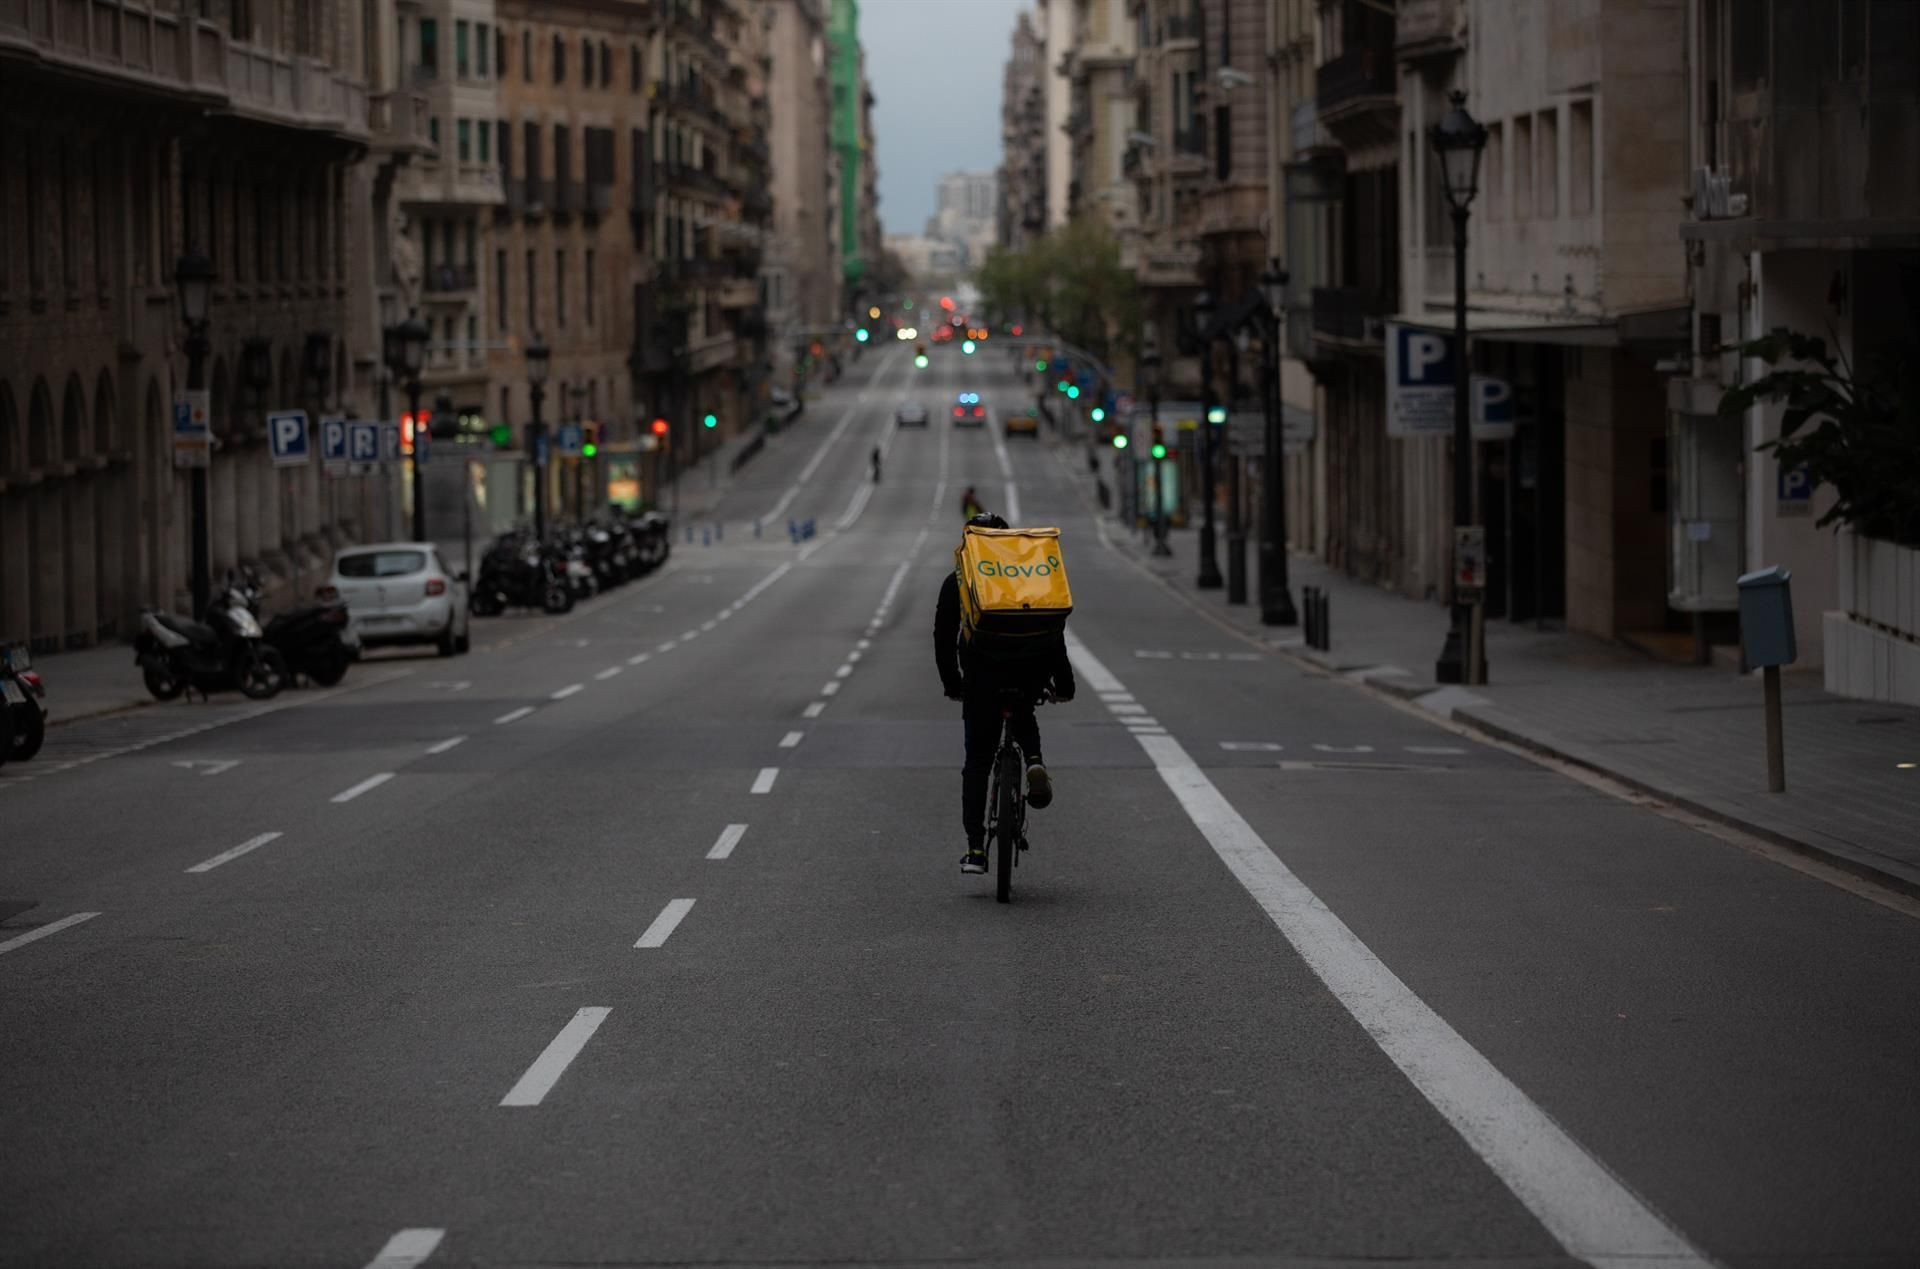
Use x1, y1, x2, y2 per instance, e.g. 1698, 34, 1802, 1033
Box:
268, 410, 310, 468
1777, 463, 1813, 517
381, 422, 401, 463
554, 424, 584, 456
1387, 323, 1457, 437
321, 416, 349, 476
535, 431, 550, 468
1471, 375, 1515, 440
412, 424, 430, 466
172, 390, 211, 469
348, 420, 382, 473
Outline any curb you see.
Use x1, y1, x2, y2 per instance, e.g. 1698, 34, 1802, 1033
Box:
47, 697, 159, 730
1066, 448, 1920, 904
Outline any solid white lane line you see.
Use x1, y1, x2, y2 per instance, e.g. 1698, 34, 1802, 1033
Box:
836, 479, 876, 530
780, 731, 804, 748
835, 664, 853, 678
500, 1007, 611, 1107
803, 701, 826, 718
332, 773, 395, 804
627, 652, 652, 666
425, 736, 468, 755
186, 831, 284, 873
550, 684, 584, 700
361, 1228, 446, 1269
595, 667, 623, 681
820, 681, 841, 696
751, 767, 780, 794
495, 706, 535, 725
634, 898, 696, 948
1060, 633, 1711, 1268
707, 823, 748, 860
0, 911, 101, 956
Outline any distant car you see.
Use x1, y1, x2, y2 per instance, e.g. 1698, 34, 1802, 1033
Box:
952, 392, 987, 428
1004, 412, 1040, 439
323, 543, 470, 657
896, 401, 930, 427
767, 388, 803, 428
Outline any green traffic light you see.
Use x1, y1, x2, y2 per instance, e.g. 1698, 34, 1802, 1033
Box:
962, 340, 976, 354
702, 413, 718, 429
856, 328, 870, 343
489, 423, 512, 447
1151, 442, 1167, 459
1207, 406, 1228, 424
1035, 359, 1048, 372
1112, 434, 1129, 450
1055, 379, 1069, 393
582, 442, 597, 458
1090, 407, 1106, 422
1066, 385, 1080, 399
915, 354, 928, 368
904, 299, 913, 309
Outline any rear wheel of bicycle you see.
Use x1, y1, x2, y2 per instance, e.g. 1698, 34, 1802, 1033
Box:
995, 748, 1020, 904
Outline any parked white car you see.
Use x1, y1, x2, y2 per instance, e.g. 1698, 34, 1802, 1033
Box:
322, 543, 470, 657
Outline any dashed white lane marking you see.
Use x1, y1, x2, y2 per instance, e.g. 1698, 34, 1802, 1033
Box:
0, 911, 100, 956
186, 831, 284, 873
551, 684, 584, 700
332, 773, 395, 804
495, 706, 535, 725
751, 767, 780, 794
680, 630, 699, 642
847, 649, 863, 663
1109, 703, 1148, 715
821, 681, 841, 696
1061, 632, 1711, 1268
595, 667, 623, 681
707, 824, 748, 860
1125, 720, 1162, 729
634, 898, 696, 948
627, 652, 652, 666
835, 664, 853, 679
500, 1007, 611, 1107
360, 1227, 446, 1269
1313, 743, 1374, 754
701, 619, 717, 632
803, 702, 826, 718
1408, 745, 1468, 755
856, 639, 871, 650
779, 731, 804, 749
1221, 741, 1284, 752
426, 736, 468, 755
657, 640, 679, 653
1099, 691, 1134, 702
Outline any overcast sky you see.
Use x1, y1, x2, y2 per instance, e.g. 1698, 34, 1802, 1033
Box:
861, 0, 1031, 236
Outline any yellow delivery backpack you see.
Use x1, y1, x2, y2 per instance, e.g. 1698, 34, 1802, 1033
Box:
954, 524, 1073, 661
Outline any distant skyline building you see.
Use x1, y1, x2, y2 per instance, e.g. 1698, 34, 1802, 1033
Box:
924, 170, 998, 270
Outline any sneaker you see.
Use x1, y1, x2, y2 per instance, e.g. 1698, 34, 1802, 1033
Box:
1025, 763, 1053, 809
960, 848, 989, 875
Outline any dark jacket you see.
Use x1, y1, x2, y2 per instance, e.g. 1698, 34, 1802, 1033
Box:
933, 572, 1076, 701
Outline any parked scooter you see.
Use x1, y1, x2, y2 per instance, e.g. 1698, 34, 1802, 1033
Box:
1, 642, 48, 768
470, 533, 573, 616
135, 580, 290, 701
628, 511, 672, 573
237, 570, 359, 687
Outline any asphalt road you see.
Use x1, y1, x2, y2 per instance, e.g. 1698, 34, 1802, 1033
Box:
4, 342, 1920, 1269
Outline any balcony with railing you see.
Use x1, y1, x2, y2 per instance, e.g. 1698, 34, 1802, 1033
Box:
423, 261, 478, 297
370, 89, 432, 155
1316, 3, 1398, 146
1310, 286, 1391, 347
1162, 11, 1199, 45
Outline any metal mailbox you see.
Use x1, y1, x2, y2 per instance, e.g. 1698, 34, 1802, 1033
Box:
1737, 566, 1796, 668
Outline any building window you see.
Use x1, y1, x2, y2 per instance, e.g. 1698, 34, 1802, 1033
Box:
526, 248, 537, 330
553, 34, 565, 83
497, 28, 507, 77
582, 36, 594, 86
1484, 121, 1504, 220
631, 45, 642, 91
1568, 99, 1593, 217
556, 249, 567, 328
585, 248, 596, 325
522, 29, 532, 82
429, 115, 441, 149
467, 314, 479, 364
419, 18, 438, 76
496, 247, 508, 332
456, 20, 469, 77
600, 42, 611, 87
478, 120, 491, 163
457, 118, 472, 162
501, 385, 513, 428
477, 22, 490, 77
1729, 0, 1766, 92
463, 219, 476, 270
1214, 106, 1231, 179
1537, 107, 1558, 219
498, 120, 512, 177
1512, 113, 1533, 218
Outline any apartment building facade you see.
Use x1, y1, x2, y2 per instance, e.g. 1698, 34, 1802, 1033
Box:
997, 10, 1047, 251
765, 0, 840, 383
1063, 0, 1137, 236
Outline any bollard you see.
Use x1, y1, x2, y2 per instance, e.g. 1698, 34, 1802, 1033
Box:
1319, 591, 1332, 652
1737, 566, 1797, 792
685, 524, 694, 544
702, 525, 711, 547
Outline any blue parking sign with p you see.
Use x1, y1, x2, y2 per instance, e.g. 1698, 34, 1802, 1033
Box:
348, 421, 380, 467
268, 411, 310, 467
321, 417, 348, 475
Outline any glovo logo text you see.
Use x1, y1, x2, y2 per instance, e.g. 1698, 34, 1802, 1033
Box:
977, 555, 1061, 579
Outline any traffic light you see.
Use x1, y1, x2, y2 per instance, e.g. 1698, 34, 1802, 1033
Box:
1150, 424, 1167, 460
1112, 433, 1129, 450
651, 417, 670, 445
961, 339, 976, 355
1090, 406, 1106, 423
1207, 405, 1228, 424
582, 422, 599, 458
400, 411, 431, 455
915, 353, 929, 368
1035, 358, 1048, 372
856, 328, 870, 343
1055, 379, 1069, 393
868, 305, 881, 319
489, 422, 512, 448
1066, 385, 1080, 399
702, 412, 718, 429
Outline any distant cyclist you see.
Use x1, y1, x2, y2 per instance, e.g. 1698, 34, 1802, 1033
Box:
933, 512, 1076, 875
959, 486, 983, 520
871, 445, 882, 483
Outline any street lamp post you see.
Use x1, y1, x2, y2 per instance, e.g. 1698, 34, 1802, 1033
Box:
1193, 291, 1223, 589
1258, 260, 1298, 627
569, 383, 589, 520
1141, 336, 1171, 558
174, 249, 214, 616
385, 311, 430, 542
526, 334, 551, 539
1224, 331, 1247, 605
1429, 91, 1490, 685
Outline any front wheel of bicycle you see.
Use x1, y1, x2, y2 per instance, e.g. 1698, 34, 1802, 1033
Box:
995, 747, 1021, 903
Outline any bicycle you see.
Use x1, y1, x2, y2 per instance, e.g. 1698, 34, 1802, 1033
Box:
983, 690, 1046, 904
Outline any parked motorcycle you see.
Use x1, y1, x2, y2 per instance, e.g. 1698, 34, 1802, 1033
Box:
628, 511, 672, 574
237, 571, 359, 687
1, 642, 48, 767
135, 582, 289, 701
470, 533, 572, 616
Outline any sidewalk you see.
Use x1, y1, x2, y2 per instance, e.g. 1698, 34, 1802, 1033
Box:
1085, 448, 1920, 896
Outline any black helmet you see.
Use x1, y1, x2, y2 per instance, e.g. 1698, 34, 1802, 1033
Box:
967, 512, 1008, 530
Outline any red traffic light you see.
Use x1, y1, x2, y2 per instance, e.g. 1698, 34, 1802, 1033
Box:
650, 418, 669, 436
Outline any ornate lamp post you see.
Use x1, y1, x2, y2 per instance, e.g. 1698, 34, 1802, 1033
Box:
1429, 91, 1490, 685
174, 249, 215, 615
1257, 260, 1298, 626
526, 334, 551, 538
388, 312, 430, 541
1193, 290, 1223, 589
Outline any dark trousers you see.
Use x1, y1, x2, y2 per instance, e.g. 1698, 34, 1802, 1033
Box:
962, 695, 1042, 846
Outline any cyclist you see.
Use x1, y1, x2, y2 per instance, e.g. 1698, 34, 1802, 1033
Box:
959, 486, 983, 520
870, 445, 882, 483
933, 512, 1076, 875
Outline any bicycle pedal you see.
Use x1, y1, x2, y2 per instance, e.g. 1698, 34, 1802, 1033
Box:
1017, 836, 1029, 852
